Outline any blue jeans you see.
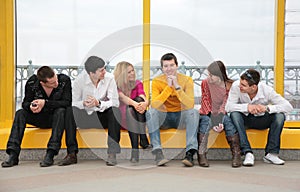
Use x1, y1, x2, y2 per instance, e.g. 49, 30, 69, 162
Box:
230, 112, 285, 155
146, 108, 199, 152
199, 114, 237, 136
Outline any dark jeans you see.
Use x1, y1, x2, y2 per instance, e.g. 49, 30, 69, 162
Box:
6, 108, 67, 156
64, 106, 79, 154
126, 96, 150, 149
73, 106, 121, 154
230, 112, 285, 155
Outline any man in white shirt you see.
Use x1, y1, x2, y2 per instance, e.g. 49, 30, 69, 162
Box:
225, 69, 293, 166
72, 56, 121, 166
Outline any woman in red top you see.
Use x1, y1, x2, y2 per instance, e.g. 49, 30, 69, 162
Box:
114, 61, 151, 163
198, 61, 241, 167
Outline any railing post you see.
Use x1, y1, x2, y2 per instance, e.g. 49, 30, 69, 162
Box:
179, 61, 186, 74
28, 60, 34, 77
106, 61, 111, 72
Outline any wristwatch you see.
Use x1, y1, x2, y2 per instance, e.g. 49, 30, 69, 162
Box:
96, 100, 101, 108
265, 106, 270, 113
175, 86, 181, 90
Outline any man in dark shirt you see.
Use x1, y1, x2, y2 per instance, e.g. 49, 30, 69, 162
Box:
1, 66, 78, 168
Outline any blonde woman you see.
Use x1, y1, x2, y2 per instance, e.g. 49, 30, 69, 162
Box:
114, 61, 151, 163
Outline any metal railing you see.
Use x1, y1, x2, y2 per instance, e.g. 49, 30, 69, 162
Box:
16, 61, 300, 120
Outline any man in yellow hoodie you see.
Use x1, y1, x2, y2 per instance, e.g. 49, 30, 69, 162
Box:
146, 53, 199, 167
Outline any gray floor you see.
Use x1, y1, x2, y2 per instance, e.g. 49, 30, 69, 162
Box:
0, 159, 299, 192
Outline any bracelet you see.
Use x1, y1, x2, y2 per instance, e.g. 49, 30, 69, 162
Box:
175, 86, 181, 90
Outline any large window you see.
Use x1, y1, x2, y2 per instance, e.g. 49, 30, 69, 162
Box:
150, 0, 275, 103
16, 0, 142, 108
285, 0, 300, 120
16, 0, 142, 66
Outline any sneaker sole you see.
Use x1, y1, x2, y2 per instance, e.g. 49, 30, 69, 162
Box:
242, 162, 254, 167
182, 159, 194, 167
263, 157, 284, 165
157, 159, 168, 166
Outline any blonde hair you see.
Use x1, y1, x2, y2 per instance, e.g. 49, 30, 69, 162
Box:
114, 61, 136, 96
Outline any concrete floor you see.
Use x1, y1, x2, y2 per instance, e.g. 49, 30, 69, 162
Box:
0, 159, 299, 192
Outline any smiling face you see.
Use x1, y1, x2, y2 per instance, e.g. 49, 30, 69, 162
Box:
90, 66, 106, 82
127, 65, 135, 82
239, 79, 258, 95
162, 59, 178, 76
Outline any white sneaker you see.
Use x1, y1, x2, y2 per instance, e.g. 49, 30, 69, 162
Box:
263, 153, 285, 165
243, 152, 255, 166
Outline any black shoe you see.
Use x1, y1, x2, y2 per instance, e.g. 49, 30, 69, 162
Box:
153, 149, 168, 166
40, 152, 54, 167
182, 150, 195, 167
1, 153, 19, 168
58, 153, 77, 166
106, 154, 117, 166
141, 144, 153, 150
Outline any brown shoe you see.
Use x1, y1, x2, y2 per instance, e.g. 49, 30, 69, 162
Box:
58, 153, 77, 166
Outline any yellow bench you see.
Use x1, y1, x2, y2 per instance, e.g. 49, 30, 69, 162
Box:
0, 127, 300, 150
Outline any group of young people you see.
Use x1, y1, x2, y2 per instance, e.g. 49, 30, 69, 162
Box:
1, 53, 293, 168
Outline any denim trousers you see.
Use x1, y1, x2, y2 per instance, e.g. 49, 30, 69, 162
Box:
146, 108, 199, 152
199, 114, 237, 136
230, 111, 285, 155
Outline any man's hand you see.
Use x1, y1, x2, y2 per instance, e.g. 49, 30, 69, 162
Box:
248, 104, 267, 114
30, 99, 45, 113
83, 95, 98, 108
167, 75, 180, 88
167, 76, 173, 86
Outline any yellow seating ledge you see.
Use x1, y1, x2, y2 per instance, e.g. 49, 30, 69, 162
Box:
0, 126, 300, 150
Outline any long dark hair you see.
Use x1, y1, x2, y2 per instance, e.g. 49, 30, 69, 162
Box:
207, 61, 233, 83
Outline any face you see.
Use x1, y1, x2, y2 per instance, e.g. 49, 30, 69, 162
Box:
91, 66, 106, 81
239, 79, 254, 93
162, 59, 178, 76
42, 74, 58, 88
207, 72, 221, 84
127, 65, 135, 81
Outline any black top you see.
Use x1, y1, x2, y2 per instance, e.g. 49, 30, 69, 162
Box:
22, 74, 72, 113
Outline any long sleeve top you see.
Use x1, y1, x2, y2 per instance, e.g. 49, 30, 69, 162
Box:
72, 72, 119, 114
225, 80, 293, 116
22, 74, 72, 113
118, 80, 145, 128
199, 79, 228, 115
151, 73, 194, 112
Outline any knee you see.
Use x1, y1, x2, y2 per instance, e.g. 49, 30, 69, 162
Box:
15, 109, 26, 117
273, 113, 285, 125
146, 108, 157, 119
199, 115, 210, 132
133, 96, 145, 103
230, 111, 242, 121
185, 109, 199, 120
53, 108, 66, 117
110, 107, 121, 119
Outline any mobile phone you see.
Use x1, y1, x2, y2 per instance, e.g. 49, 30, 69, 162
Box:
31, 103, 37, 107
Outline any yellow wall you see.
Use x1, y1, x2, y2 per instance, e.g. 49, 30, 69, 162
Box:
0, 0, 15, 128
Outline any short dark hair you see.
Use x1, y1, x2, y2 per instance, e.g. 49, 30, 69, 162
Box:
160, 53, 178, 67
241, 69, 260, 86
37, 66, 55, 83
84, 56, 105, 74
